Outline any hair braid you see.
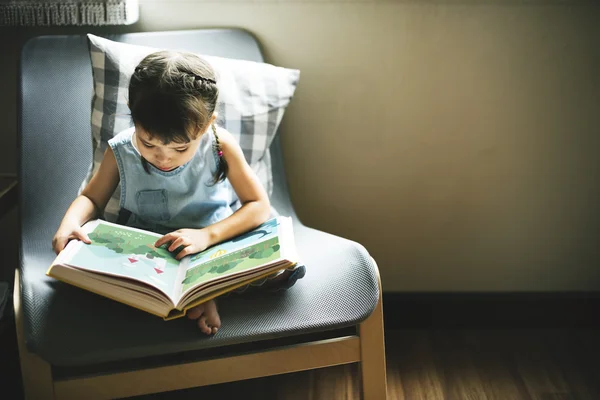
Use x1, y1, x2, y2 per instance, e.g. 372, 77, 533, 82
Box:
211, 124, 228, 184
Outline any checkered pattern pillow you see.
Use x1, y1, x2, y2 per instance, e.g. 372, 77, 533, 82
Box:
81, 33, 300, 222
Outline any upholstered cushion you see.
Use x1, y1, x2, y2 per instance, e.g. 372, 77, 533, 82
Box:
81, 33, 300, 222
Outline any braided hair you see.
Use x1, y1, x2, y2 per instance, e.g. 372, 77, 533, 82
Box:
128, 50, 228, 184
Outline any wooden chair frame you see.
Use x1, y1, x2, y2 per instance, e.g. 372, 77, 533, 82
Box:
14, 261, 387, 399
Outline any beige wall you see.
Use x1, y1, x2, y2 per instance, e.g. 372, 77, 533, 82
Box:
1, 1, 599, 292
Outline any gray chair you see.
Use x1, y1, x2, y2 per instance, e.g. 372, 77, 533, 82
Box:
15, 29, 387, 399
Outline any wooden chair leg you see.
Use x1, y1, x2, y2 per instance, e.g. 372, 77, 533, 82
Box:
14, 269, 55, 400
358, 259, 387, 400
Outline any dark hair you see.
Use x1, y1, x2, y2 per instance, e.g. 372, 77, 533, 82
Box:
128, 50, 227, 184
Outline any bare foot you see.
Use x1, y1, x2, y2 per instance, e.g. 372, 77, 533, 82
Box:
187, 299, 221, 335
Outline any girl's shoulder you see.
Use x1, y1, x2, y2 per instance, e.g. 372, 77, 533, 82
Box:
212, 125, 240, 150
213, 125, 232, 138
108, 126, 135, 147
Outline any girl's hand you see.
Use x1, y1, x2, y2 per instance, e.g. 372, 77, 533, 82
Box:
52, 222, 92, 255
154, 229, 212, 260
51, 148, 120, 256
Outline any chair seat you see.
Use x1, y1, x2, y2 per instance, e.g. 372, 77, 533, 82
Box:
20, 222, 379, 366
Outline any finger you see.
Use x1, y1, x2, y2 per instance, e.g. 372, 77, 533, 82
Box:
53, 237, 67, 255
74, 228, 92, 244
168, 236, 188, 253
175, 245, 196, 260
154, 232, 178, 248
154, 234, 173, 248
211, 327, 218, 335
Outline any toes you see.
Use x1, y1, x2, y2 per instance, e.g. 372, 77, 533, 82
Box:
198, 316, 211, 335
190, 300, 220, 335
209, 315, 221, 330
205, 313, 221, 332
205, 301, 221, 322
187, 305, 204, 320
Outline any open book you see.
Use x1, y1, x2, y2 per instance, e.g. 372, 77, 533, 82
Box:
47, 216, 299, 320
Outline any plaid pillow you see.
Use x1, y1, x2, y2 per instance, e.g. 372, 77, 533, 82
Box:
81, 33, 300, 222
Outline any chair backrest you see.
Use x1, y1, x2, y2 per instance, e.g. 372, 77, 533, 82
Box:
19, 29, 298, 251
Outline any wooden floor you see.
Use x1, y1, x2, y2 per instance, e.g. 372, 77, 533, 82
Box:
385, 329, 600, 400
131, 329, 600, 400
2, 327, 600, 399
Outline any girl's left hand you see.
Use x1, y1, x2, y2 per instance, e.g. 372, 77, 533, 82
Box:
154, 228, 212, 260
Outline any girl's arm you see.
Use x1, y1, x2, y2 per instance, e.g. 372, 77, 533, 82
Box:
156, 130, 271, 259
52, 147, 120, 254
205, 129, 272, 242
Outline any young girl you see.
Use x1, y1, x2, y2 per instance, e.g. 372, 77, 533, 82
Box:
52, 50, 278, 335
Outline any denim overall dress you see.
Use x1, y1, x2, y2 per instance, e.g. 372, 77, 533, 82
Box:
108, 126, 236, 234
109, 126, 305, 291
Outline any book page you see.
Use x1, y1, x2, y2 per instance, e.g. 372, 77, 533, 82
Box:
61, 220, 182, 302
177, 217, 286, 298
186, 217, 284, 268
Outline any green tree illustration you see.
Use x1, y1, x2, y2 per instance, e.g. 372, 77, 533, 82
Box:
214, 259, 244, 273
89, 231, 172, 260
249, 244, 280, 260
182, 259, 245, 285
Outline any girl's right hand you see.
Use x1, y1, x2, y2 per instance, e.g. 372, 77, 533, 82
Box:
52, 223, 92, 255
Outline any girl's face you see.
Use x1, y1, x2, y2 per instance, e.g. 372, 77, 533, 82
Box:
134, 126, 203, 172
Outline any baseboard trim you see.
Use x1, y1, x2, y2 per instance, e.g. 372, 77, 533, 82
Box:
382, 292, 600, 329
